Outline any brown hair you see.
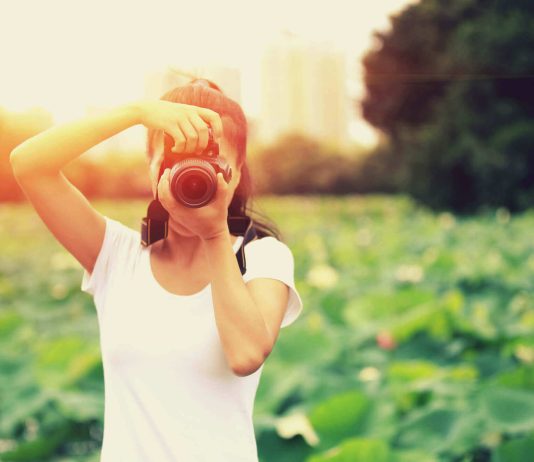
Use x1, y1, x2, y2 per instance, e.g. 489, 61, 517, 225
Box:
145, 78, 282, 240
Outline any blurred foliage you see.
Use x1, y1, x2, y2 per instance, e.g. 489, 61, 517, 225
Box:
1, 196, 534, 461
361, 0, 534, 213
248, 133, 395, 196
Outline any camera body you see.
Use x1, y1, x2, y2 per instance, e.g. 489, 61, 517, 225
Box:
162, 128, 232, 208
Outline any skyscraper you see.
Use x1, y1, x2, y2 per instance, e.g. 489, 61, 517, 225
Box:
260, 31, 349, 149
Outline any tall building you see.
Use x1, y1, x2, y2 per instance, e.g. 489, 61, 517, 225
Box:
259, 31, 349, 149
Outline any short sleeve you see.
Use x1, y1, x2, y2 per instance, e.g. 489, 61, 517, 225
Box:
242, 237, 304, 329
81, 216, 138, 309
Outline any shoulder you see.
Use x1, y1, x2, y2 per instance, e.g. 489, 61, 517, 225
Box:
242, 236, 295, 280
100, 215, 142, 261
245, 235, 289, 248
81, 216, 141, 300
104, 216, 140, 243
241, 234, 304, 329
244, 236, 294, 258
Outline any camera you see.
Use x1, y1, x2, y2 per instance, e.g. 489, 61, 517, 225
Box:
162, 127, 232, 208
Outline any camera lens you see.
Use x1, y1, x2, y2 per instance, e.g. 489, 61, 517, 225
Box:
169, 160, 217, 207
183, 174, 208, 200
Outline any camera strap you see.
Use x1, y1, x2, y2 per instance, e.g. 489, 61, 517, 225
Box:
141, 158, 171, 247
228, 215, 258, 275
140, 161, 258, 275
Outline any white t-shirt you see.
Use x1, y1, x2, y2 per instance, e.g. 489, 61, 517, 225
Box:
81, 215, 303, 462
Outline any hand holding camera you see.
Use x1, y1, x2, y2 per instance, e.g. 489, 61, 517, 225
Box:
139, 100, 232, 208
157, 165, 231, 241
137, 99, 223, 154
138, 100, 233, 241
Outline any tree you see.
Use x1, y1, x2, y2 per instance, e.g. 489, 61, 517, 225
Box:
361, 0, 534, 212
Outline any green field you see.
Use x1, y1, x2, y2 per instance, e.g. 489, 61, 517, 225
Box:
1, 196, 534, 462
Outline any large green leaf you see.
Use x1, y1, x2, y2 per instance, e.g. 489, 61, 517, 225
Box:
309, 390, 372, 446
492, 436, 534, 462
480, 386, 534, 433
307, 437, 391, 462
396, 407, 462, 453
493, 365, 534, 390
392, 449, 439, 462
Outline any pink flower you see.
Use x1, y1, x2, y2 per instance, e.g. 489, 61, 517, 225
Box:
376, 331, 397, 350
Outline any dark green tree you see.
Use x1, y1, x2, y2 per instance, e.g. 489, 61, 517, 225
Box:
361, 0, 534, 212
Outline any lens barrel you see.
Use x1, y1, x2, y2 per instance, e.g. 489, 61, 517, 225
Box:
169, 158, 218, 208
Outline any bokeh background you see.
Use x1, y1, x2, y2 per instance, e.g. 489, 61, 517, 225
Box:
1, 1, 534, 461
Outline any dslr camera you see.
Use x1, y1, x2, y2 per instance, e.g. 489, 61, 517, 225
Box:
162, 126, 232, 208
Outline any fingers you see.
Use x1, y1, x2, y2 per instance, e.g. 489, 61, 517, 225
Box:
164, 107, 222, 156
157, 168, 173, 210
216, 172, 228, 197
189, 112, 210, 154
157, 168, 167, 200
197, 108, 224, 142
178, 117, 199, 154
165, 126, 186, 154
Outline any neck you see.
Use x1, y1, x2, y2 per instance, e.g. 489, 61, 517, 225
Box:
151, 222, 236, 266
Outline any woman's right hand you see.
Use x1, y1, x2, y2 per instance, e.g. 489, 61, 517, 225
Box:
136, 100, 224, 154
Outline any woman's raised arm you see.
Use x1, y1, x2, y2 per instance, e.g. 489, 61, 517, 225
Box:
10, 102, 143, 176
9, 101, 144, 275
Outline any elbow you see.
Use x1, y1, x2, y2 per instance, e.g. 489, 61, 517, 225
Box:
10, 148, 57, 180
231, 362, 263, 378
9, 149, 22, 176
9, 148, 31, 179
230, 351, 268, 378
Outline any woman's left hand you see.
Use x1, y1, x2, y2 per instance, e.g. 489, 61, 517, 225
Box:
157, 168, 230, 241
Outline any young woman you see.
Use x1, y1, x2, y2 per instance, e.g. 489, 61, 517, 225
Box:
10, 78, 303, 461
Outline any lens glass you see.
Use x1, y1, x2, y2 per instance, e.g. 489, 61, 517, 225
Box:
183, 174, 208, 200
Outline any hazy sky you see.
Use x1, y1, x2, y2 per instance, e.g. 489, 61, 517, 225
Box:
0, 0, 415, 146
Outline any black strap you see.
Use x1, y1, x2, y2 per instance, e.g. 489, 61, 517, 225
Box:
141, 158, 170, 246
228, 215, 258, 275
